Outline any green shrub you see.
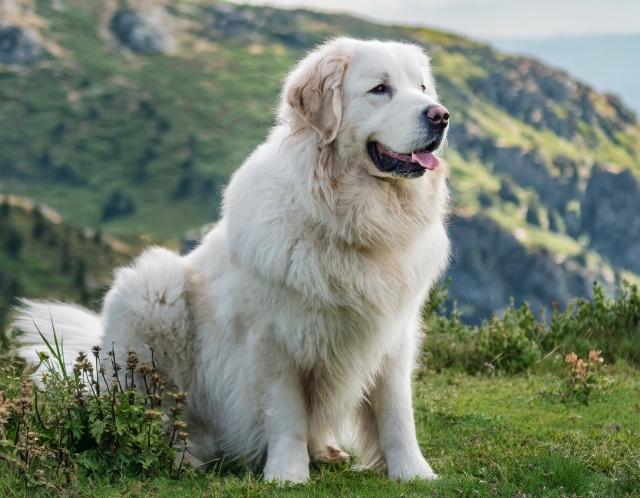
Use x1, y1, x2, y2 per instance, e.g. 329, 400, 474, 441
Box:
544, 281, 640, 366
423, 280, 640, 374
424, 291, 542, 374
473, 304, 543, 373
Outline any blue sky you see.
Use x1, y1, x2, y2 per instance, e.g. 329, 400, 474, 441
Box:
232, 0, 640, 40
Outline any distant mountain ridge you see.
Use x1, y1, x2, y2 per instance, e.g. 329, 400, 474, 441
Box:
493, 34, 640, 115
1, 0, 639, 323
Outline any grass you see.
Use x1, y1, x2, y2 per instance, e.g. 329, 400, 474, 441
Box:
0, 372, 638, 497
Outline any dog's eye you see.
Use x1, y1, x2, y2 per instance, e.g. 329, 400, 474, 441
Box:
369, 84, 388, 94
421, 84, 426, 91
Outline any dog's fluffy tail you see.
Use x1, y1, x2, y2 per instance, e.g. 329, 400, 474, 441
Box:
12, 300, 104, 373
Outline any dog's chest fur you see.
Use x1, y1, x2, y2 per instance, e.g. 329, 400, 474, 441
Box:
225, 180, 449, 372
281, 224, 446, 358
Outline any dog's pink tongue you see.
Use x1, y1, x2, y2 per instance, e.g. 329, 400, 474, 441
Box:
411, 151, 440, 170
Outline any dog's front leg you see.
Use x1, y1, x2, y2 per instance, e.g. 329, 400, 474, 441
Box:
262, 357, 310, 484
373, 337, 438, 481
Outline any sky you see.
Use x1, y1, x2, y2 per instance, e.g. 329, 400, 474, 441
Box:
231, 0, 640, 40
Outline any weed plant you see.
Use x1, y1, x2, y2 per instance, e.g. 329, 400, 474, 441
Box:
552, 349, 613, 404
0, 324, 189, 492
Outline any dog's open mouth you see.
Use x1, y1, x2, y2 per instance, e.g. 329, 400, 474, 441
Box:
368, 142, 441, 179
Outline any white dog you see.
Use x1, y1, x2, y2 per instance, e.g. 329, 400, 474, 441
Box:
14, 38, 451, 483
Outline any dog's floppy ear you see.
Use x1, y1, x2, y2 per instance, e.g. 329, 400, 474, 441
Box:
284, 46, 351, 145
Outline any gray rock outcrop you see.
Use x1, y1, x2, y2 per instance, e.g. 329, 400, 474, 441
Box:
205, 3, 265, 42
450, 123, 582, 215
204, 4, 311, 48
484, 146, 581, 213
581, 166, 640, 274
110, 10, 172, 54
0, 25, 42, 65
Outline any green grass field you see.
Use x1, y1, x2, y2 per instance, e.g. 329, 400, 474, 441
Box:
1, 370, 638, 497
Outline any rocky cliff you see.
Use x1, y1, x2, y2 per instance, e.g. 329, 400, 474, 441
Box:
581, 166, 640, 275
447, 215, 611, 323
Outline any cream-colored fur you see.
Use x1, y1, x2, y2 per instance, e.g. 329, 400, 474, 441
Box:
14, 38, 451, 483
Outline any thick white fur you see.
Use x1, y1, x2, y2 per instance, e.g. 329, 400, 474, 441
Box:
14, 38, 451, 483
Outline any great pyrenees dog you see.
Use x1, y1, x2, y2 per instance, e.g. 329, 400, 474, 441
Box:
14, 37, 451, 483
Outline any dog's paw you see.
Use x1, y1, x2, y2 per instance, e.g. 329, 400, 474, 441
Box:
388, 459, 438, 481
263, 451, 310, 484
263, 467, 310, 485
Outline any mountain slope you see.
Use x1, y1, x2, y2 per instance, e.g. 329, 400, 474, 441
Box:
0, 194, 132, 332
1, 0, 640, 323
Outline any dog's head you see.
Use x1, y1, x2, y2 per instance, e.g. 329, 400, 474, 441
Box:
281, 38, 449, 180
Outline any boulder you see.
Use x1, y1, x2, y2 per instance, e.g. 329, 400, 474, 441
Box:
563, 210, 581, 238
498, 178, 519, 205
205, 3, 265, 42
0, 25, 42, 65
102, 190, 135, 221
110, 10, 172, 54
526, 205, 541, 226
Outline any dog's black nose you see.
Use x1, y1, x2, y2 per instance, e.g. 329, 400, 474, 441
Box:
424, 105, 450, 126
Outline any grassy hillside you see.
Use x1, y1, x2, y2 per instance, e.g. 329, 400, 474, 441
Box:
1, 0, 638, 243
0, 195, 132, 331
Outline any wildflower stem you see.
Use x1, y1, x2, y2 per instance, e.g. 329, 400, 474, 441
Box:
110, 344, 124, 394
56, 416, 62, 465
177, 439, 187, 475
13, 418, 20, 448
33, 388, 49, 431
111, 386, 117, 429
87, 371, 104, 420
169, 427, 176, 448
142, 374, 150, 399
101, 371, 111, 395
